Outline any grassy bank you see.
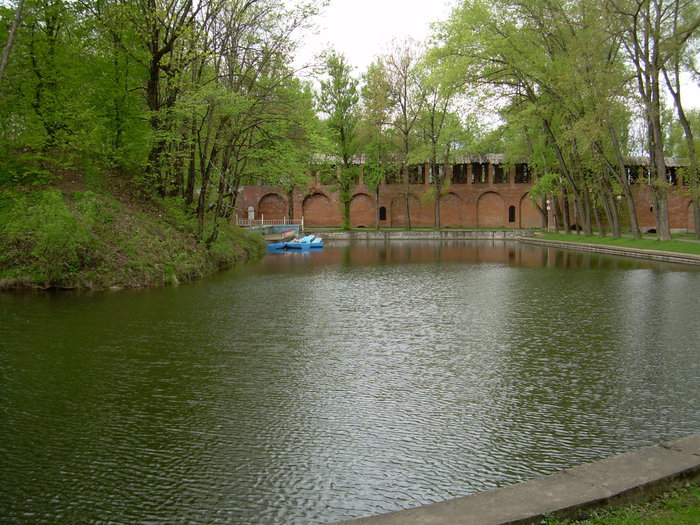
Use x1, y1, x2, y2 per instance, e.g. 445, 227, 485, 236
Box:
0, 166, 265, 290
546, 483, 699, 524
537, 232, 700, 256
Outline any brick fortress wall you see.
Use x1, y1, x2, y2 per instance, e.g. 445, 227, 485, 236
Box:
239, 160, 696, 232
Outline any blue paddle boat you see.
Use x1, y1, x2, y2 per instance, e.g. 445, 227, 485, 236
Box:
266, 235, 323, 252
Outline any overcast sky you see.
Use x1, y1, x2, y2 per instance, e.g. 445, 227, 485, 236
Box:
291, 0, 455, 76
291, 0, 699, 109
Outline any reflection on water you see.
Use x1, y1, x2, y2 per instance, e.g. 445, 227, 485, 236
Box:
1, 241, 699, 524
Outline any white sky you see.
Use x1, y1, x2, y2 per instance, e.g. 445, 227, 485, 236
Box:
291, 0, 455, 76
290, 0, 699, 110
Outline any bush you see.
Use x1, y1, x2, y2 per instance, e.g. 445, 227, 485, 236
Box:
0, 189, 101, 286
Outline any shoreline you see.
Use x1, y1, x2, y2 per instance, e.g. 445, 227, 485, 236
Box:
520, 236, 700, 267
316, 229, 535, 241
313, 229, 700, 267
333, 433, 700, 525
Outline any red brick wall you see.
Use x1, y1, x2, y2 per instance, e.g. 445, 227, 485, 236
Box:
258, 193, 286, 220
302, 193, 334, 226
350, 193, 375, 227
519, 194, 543, 228
477, 192, 505, 227
390, 194, 421, 227
239, 176, 693, 232
440, 192, 463, 227
688, 202, 696, 233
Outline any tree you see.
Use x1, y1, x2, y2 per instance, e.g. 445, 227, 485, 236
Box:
660, 5, 700, 238
373, 38, 426, 230
413, 63, 468, 228
360, 61, 396, 229
315, 50, 360, 229
608, 0, 700, 240
432, 0, 651, 237
0, 0, 25, 89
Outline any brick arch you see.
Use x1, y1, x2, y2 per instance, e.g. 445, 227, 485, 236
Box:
477, 191, 505, 227
440, 192, 463, 227
390, 193, 420, 227
350, 193, 374, 227
688, 201, 696, 233
302, 192, 333, 226
258, 193, 286, 220
519, 193, 543, 228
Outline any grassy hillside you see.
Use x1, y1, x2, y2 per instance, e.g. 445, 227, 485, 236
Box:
0, 161, 265, 290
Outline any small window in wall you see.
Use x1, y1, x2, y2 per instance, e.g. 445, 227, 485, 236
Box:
508, 205, 516, 223
451, 164, 467, 184
493, 164, 506, 183
471, 163, 485, 183
408, 165, 424, 184
667, 166, 676, 185
515, 164, 531, 183
385, 164, 402, 184
379, 206, 387, 221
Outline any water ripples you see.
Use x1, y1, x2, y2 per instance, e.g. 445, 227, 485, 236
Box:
1, 242, 699, 523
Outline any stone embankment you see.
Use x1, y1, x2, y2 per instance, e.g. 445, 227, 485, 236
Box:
315, 230, 700, 267
334, 433, 700, 525
319, 230, 534, 241
521, 237, 700, 267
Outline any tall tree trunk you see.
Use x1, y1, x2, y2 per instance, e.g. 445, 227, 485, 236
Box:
434, 164, 442, 229
403, 161, 411, 230
552, 194, 561, 233
375, 184, 380, 230
0, 0, 25, 89
287, 187, 295, 223
606, 125, 641, 238
562, 188, 571, 234
206, 168, 227, 247
542, 118, 586, 234
185, 117, 197, 207
663, 67, 700, 238
600, 174, 620, 238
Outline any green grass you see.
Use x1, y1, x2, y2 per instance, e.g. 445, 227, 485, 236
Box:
545, 483, 700, 524
538, 233, 700, 256
0, 183, 265, 290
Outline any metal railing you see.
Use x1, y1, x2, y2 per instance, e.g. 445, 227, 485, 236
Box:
236, 216, 304, 230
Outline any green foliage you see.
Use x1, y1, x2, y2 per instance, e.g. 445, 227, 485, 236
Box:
0, 182, 264, 289
529, 172, 561, 199
0, 189, 102, 286
207, 224, 265, 270
316, 49, 360, 166
0, 149, 51, 187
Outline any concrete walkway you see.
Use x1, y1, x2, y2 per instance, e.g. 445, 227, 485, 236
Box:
334, 433, 700, 525
520, 237, 700, 267
319, 230, 535, 241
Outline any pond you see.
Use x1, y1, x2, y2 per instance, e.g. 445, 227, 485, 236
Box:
1, 241, 699, 524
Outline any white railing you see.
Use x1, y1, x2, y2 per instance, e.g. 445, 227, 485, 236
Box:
236, 216, 304, 230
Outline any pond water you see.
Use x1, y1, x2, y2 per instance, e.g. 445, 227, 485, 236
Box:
1, 241, 699, 524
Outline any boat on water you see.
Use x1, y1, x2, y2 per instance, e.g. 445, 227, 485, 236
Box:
267, 234, 324, 252
263, 227, 297, 243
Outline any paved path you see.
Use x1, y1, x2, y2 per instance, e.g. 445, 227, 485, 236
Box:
334, 433, 700, 525
520, 237, 700, 266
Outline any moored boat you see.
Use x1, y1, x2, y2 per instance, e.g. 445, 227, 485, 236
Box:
266, 235, 324, 252
262, 227, 298, 243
